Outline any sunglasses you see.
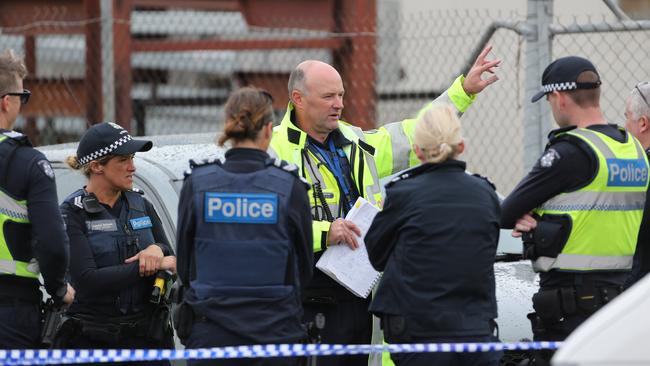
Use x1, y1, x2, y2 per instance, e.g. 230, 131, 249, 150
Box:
2, 89, 31, 105
635, 82, 650, 110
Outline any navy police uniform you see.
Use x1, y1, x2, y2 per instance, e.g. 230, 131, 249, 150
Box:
366, 159, 502, 366
176, 148, 313, 366
0, 129, 69, 348
59, 189, 174, 362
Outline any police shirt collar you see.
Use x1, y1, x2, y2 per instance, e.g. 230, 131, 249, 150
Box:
547, 125, 578, 139
224, 147, 269, 162
307, 128, 351, 150
548, 123, 626, 142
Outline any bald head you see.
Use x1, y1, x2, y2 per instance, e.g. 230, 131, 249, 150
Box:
288, 60, 342, 101
287, 60, 345, 142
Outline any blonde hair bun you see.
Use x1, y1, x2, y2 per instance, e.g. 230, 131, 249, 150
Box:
414, 103, 462, 163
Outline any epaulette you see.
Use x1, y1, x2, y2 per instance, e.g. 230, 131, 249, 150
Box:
472, 173, 496, 191
130, 187, 145, 195
385, 165, 427, 188
266, 157, 310, 189
185, 157, 221, 177
1, 130, 30, 145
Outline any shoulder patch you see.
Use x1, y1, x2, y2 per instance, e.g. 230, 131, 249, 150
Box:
73, 195, 83, 209
472, 173, 496, 190
36, 160, 55, 180
539, 148, 560, 168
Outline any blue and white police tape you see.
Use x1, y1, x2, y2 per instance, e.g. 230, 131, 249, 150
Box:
0, 342, 563, 365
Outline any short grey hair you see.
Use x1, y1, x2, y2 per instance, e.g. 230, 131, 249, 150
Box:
287, 66, 307, 101
629, 82, 650, 121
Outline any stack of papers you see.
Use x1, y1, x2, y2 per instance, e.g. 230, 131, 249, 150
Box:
315, 197, 382, 298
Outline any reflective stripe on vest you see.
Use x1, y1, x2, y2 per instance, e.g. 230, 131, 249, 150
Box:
539, 190, 646, 212
534, 254, 632, 273
339, 124, 382, 205
302, 150, 340, 219
0, 139, 38, 279
533, 128, 649, 272
0, 189, 29, 221
383, 122, 411, 174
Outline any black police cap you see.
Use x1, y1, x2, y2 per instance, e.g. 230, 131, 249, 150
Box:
531, 56, 602, 103
76, 122, 152, 166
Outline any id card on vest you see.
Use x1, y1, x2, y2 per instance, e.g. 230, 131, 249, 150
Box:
86, 219, 118, 232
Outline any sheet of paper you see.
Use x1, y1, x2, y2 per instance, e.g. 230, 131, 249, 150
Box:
315, 197, 382, 298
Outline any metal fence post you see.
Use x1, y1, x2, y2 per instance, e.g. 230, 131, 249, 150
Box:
101, 0, 115, 123
523, 0, 553, 170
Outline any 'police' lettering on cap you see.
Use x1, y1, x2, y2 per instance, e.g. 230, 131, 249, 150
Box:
531, 56, 602, 103
76, 122, 153, 165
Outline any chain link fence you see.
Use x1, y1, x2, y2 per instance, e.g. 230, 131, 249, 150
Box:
1, 1, 649, 194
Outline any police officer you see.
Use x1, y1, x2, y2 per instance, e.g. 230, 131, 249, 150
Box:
0, 49, 74, 348
270, 46, 500, 366
59, 123, 176, 362
501, 57, 649, 365
365, 103, 502, 366
623, 81, 650, 287
176, 87, 313, 366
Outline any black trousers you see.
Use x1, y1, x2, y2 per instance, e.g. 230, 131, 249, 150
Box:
0, 301, 41, 348
388, 335, 502, 366
527, 312, 590, 365
302, 297, 372, 366
185, 320, 306, 366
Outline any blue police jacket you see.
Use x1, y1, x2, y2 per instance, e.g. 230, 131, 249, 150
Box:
184, 157, 306, 343
366, 160, 500, 338
62, 189, 156, 315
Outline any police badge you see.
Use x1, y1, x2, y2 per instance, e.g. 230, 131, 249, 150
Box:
540, 148, 560, 168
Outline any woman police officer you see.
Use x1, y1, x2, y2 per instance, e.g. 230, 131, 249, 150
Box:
365, 104, 502, 366
175, 87, 313, 366
59, 122, 176, 363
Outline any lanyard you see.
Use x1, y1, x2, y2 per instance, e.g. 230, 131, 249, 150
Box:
311, 139, 354, 210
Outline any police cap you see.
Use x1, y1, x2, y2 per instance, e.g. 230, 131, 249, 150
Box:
531, 56, 601, 103
76, 122, 152, 165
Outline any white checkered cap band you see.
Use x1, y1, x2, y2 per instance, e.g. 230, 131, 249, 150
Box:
77, 135, 133, 165
542, 82, 577, 93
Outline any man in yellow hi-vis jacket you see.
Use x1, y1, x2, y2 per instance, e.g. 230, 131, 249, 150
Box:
268, 46, 500, 366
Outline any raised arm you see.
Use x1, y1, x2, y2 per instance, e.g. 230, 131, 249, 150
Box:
365, 45, 501, 178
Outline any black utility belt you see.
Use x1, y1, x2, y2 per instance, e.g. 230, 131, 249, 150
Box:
58, 313, 149, 346
533, 285, 622, 322
0, 277, 41, 303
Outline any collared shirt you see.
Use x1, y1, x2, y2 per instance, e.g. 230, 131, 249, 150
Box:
306, 129, 360, 217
